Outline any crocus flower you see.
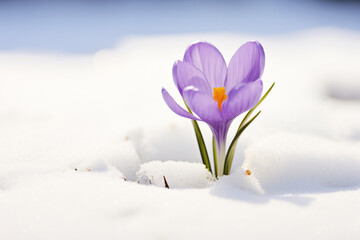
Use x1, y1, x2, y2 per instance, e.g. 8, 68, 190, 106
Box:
162, 41, 265, 176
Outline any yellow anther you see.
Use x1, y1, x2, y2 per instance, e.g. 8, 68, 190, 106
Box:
245, 170, 252, 176
213, 87, 227, 111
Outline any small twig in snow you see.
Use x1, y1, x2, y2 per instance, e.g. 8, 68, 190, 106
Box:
163, 176, 169, 189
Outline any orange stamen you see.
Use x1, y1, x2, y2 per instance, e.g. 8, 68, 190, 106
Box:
245, 170, 252, 176
213, 87, 227, 111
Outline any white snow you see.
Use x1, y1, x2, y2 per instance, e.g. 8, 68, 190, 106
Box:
1, 28, 360, 239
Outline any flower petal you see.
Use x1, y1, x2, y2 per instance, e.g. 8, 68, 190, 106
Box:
225, 41, 265, 90
222, 80, 263, 121
183, 42, 227, 88
183, 86, 223, 124
162, 88, 200, 121
173, 60, 212, 96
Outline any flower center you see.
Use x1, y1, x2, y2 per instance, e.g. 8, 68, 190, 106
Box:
212, 87, 227, 111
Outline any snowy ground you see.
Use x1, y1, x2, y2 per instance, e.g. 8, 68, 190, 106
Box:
1, 28, 360, 239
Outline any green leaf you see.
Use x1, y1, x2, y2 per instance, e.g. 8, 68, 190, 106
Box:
238, 82, 275, 131
184, 102, 212, 174
223, 111, 261, 175
212, 136, 218, 178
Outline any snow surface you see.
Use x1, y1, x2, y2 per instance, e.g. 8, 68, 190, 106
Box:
1, 28, 360, 239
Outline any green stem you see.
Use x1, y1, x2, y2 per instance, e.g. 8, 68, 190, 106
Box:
212, 136, 218, 178
216, 139, 226, 177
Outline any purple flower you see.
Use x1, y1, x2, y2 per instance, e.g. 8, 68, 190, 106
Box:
162, 41, 265, 176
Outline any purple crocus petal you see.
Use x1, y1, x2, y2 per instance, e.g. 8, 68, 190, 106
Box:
184, 42, 227, 88
162, 88, 200, 121
225, 41, 265, 90
173, 60, 212, 96
183, 86, 223, 124
222, 79, 263, 121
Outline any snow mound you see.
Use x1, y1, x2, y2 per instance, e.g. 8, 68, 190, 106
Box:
136, 160, 215, 188
218, 168, 265, 195
244, 133, 360, 194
